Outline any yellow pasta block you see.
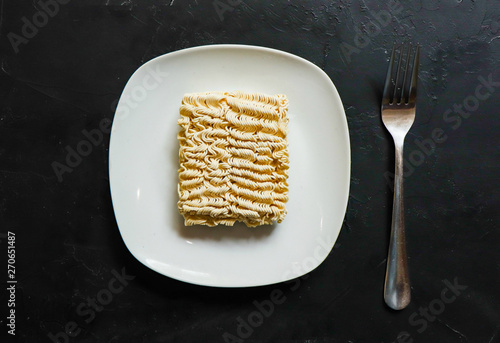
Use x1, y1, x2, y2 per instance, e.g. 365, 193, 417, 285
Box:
177, 91, 289, 227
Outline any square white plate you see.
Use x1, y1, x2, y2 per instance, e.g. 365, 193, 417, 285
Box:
109, 45, 350, 287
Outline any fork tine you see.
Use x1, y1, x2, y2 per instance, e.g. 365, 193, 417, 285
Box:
400, 44, 412, 104
382, 44, 397, 105
392, 45, 404, 104
408, 45, 420, 104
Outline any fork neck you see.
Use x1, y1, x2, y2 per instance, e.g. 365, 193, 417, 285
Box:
394, 141, 404, 180
392, 135, 406, 150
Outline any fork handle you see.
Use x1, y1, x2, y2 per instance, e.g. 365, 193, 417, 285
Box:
384, 144, 411, 310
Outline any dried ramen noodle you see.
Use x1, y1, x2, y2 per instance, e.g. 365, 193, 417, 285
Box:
177, 91, 289, 227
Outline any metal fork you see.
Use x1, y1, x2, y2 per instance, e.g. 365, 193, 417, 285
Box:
382, 44, 420, 310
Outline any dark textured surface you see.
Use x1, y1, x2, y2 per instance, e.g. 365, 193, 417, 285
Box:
1, 0, 500, 342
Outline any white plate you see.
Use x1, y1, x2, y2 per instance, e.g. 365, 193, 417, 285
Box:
109, 45, 350, 287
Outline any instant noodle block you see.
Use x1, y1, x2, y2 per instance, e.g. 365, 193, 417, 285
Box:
177, 91, 289, 227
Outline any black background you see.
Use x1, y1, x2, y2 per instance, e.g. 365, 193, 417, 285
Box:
1, 0, 500, 342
